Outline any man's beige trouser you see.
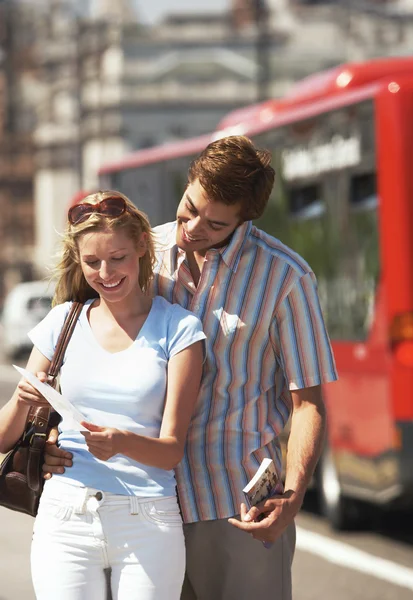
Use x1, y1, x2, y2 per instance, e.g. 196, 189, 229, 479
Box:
181, 516, 296, 600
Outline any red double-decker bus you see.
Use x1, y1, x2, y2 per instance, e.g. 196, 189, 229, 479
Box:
98, 57, 413, 529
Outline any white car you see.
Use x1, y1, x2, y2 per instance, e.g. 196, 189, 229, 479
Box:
1, 280, 55, 358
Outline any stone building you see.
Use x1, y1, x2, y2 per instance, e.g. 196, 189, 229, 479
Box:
2, 0, 413, 287
33, 1, 290, 269
0, 0, 39, 302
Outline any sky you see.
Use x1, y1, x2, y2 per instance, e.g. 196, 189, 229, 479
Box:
134, 0, 229, 24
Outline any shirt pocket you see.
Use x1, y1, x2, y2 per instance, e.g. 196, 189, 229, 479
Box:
214, 308, 242, 337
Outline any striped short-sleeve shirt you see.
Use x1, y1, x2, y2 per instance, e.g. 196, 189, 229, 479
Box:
152, 220, 338, 523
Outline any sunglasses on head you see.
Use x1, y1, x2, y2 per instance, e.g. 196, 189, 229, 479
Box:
68, 196, 128, 225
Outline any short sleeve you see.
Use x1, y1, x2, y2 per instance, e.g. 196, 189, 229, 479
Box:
166, 305, 206, 360
271, 272, 338, 390
28, 302, 72, 361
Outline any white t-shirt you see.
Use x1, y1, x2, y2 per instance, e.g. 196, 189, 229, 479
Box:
28, 296, 206, 497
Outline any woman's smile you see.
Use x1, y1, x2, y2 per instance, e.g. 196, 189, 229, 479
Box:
99, 278, 125, 291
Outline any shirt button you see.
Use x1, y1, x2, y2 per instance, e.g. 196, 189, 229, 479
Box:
193, 304, 200, 311
95, 491, 103, 501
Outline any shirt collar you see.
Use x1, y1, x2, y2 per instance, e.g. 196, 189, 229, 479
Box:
218, 220, 251, 272
153, 222, 177, 252
156, 220, 252, 273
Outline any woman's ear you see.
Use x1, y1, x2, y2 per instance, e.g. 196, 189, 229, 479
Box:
137, 232, 148, 256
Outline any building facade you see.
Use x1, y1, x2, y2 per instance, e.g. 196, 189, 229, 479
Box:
2, 0, 413, 290
0, 0, 39, 302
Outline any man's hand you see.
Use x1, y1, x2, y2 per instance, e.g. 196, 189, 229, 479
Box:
42, 427, 73, 480
228, 490, 303, 544
81, 422, 123, 461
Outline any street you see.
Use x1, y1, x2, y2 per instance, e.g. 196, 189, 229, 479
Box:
0, 366, 412, 600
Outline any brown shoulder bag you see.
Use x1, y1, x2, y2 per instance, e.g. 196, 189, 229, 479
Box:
0, 301, 83, 516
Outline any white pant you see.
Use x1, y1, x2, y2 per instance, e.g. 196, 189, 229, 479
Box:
31, 480, 185, 600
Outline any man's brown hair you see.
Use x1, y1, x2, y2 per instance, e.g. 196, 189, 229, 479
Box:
187, 135, 275, 221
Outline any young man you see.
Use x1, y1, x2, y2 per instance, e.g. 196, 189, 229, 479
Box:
44, 136, 337, 599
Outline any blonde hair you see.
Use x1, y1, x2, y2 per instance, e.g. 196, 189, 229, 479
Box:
52, 190, 155, 306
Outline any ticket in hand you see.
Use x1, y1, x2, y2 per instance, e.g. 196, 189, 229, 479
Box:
13, 365, 88, 432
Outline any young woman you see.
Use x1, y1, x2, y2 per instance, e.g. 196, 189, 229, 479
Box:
0, 191, 205, 600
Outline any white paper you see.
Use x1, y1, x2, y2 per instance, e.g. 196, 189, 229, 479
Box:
13, 365, 88, 432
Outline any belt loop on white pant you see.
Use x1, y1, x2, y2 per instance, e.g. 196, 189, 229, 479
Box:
73, 487, 89, 514
130, 495, 139, 515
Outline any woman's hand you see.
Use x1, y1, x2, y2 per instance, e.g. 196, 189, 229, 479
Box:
16, 372, 50, 408
81, 422, 124, 461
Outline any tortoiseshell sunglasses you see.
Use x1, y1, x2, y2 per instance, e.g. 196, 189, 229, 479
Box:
68, 196, 128, 225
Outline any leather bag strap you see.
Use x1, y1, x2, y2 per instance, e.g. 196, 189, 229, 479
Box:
48, 301, 83, 384
27, 301, 83, 492
27, 301, 83, 424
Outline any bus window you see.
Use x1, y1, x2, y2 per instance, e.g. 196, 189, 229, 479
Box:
289, 184, 325, 221
347, 172, 379, 334
287, 183, 332, 281
350, 172, 377, 211
316, 171, 379, 341
256, 168, 378, 340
